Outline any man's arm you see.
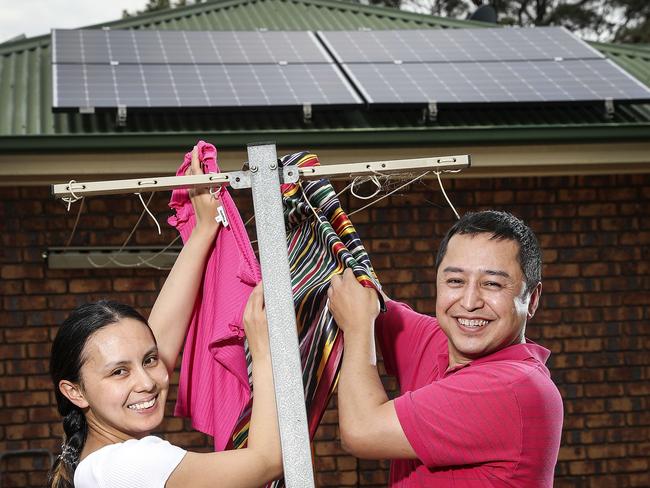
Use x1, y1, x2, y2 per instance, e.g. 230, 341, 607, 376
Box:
328, 269, 417, 459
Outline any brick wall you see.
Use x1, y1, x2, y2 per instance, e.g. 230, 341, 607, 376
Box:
1, 173, 648, 487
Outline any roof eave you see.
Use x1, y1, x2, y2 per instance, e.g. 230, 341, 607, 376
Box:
1, 125, 649, 151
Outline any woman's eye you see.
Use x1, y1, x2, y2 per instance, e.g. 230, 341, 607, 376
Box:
112, 368, 127, 376
144, 356, 158, 366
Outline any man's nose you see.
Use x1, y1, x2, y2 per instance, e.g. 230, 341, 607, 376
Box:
461, 283, 484, 311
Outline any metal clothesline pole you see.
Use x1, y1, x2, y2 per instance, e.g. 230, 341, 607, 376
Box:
50, 145, 471, 488
247, 143, 314, 487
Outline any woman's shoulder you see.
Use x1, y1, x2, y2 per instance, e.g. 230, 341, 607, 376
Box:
75, 436, 187, 488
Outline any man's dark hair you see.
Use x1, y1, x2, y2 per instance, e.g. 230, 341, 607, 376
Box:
435, 210, 542, 294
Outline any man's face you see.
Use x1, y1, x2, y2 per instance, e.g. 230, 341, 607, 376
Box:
435, 233, 541, 369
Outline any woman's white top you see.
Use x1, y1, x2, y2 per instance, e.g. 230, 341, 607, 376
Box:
74, 435, 187, 488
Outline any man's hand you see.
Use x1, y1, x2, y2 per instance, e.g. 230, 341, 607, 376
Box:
327, 268, 380, 333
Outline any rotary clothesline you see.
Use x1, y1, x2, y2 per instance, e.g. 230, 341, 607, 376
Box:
50, 144, 471, 488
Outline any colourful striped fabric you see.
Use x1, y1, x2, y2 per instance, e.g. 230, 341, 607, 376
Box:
229, 152, 383, 485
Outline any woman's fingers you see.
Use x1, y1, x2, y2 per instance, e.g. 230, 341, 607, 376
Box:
190, 145, 203, 175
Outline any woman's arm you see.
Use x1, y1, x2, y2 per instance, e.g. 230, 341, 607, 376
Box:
167, 283, 283, 488
148, 146, 221, 374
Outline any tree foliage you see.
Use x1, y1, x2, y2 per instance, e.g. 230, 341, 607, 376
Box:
122, 0, 196, 18
384, 0, 650, 43
121, 0, 650, 44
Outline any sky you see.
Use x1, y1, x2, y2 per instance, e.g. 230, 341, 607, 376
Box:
0, 1, 151, 43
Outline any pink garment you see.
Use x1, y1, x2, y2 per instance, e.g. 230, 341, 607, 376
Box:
168, 141, 261, 451
377, 300, 563, 487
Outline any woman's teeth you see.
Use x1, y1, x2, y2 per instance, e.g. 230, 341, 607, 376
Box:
128, 397, 156, 410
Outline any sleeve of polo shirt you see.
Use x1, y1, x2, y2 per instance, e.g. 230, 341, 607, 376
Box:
394, 368, 522, 468
375, 300, 439, 383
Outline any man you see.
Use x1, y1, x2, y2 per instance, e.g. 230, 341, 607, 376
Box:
328, 210, 563, 487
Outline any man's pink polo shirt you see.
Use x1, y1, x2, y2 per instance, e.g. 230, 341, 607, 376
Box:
376, 300, 563, 487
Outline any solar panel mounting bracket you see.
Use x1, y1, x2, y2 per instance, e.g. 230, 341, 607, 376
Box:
302, 103, 312, 124
116, 105, 127, 127
79, 107, 95, 114
604, 97, 615, 120
426, 101, 438, 123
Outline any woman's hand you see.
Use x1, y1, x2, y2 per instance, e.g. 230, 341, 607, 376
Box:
186, 145, 221, 237
243, 283, 270, 358
328, 268, 380, 335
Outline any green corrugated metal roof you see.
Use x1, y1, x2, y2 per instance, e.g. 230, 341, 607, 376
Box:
1, 0, 649, 150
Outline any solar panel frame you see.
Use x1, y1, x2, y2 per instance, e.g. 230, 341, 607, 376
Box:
53, 63, 364, 109
52, 29, 333, 65
341, 58, 650, 105
317, 27, 606, 64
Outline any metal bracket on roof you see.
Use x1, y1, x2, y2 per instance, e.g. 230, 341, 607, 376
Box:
604, 98, 615, 120
425, 101, 438, 123
116, 105, 127, 127
302, 103, 312, 124
79, 106, 95, 114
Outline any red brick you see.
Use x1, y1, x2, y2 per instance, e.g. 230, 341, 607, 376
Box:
24, 279, 67, 294
3, 296, 47, 311
5, 327, 49, 343
5, 423, 50, 440
0, 280, 23, 295
68, 278, 112, 293
0, 265, 44, 279
607, 457, 649, 473
0, 376, 26, 391
5, 391, 50, 407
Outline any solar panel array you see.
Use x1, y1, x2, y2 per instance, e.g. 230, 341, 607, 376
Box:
52, 29, 362, 109
52, 27, 650, 113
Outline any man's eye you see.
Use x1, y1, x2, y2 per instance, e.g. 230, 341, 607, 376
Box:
485, 282, 502, 288
447, 279, 463, 285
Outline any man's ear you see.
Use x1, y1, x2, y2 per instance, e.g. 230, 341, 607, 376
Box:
59, 380, 89, 409
527, 282, 542, 319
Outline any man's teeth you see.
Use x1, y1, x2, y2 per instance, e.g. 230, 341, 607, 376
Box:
128, 398, 156, 410
458, 318, 488, 328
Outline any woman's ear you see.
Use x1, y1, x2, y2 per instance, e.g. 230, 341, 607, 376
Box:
59, 380, 89, 409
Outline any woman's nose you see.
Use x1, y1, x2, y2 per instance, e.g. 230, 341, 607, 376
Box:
133, 367, 156, 392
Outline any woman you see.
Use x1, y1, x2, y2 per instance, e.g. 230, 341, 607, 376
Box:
48, 148, 281, 488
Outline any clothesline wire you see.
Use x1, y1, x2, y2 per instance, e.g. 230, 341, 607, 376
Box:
64, 197, 85, 247
63, 168, 460, 264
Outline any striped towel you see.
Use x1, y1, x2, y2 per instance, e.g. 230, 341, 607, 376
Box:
230, 151, 383, 486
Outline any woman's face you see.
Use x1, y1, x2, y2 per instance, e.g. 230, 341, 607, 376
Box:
75, 318, 169, 441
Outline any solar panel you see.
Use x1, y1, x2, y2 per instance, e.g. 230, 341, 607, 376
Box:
52, 29, 361, 111
317, 27, 604, 63
53, 29, 331, 64
343, 59, 650, 104
54, 63, 362, 108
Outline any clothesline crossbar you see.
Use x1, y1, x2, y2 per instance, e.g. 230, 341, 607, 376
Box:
51, 155, 471, 199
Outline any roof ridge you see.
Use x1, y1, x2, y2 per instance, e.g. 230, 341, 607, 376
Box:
0, 0, 485, 53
